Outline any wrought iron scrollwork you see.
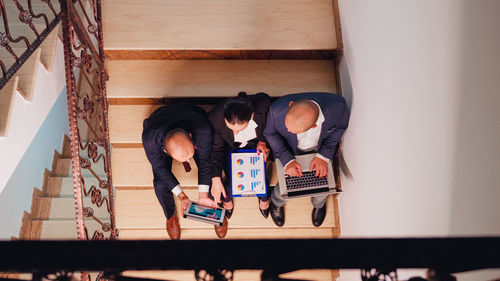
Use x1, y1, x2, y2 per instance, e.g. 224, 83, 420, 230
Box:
0, 0, 60, 88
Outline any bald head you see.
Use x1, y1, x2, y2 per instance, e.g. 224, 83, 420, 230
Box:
164, 129, 195, 162
285, 100, 320, 134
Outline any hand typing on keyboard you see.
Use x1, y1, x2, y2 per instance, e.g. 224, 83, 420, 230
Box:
310, 157, 328, 178
285, 160, 303, 177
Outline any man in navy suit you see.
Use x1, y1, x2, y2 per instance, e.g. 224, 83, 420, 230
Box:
264, 92, 350, 227
142, 103, 227, 240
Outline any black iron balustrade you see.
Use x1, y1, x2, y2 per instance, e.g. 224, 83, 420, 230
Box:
0, 0, 61, 90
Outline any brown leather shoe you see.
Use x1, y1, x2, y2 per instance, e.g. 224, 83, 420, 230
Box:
214, 217, 228, 239
166, 215, 181, 240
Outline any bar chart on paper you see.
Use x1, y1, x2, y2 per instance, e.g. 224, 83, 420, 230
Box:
230, 151, 267, 197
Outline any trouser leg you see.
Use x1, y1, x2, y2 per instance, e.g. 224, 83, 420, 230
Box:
153, 157, 177, 219
270, 182, 287, 207
311, 194, 329, 209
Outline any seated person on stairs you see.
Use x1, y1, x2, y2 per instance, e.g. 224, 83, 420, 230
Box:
263, 92, 350, 227
207, 92, 272, 220
142, 103, 228, 240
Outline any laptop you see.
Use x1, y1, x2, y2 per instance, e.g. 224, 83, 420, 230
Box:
276, 153, 341, 199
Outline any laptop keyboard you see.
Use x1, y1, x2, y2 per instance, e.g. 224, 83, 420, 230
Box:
285, 171, 329, 190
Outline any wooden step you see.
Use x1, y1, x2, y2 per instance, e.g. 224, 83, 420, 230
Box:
103, 0, 336, 50
38, 219, 109, 240
119, 228, 334, 240
112, 147, 198, 187
106, 60, 336, 98
48, 177, 101, 197
109, 105, 159, 144
116, 188, 336, 229
0, 76, 19, 137
37, 197, 111, 220
53, 158, 107, 178
123, 269, 338, 281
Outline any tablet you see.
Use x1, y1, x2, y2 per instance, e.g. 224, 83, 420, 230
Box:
230, 149, 267, 197
183, 201, 226, 226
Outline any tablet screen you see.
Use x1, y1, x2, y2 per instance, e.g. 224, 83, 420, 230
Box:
188, 203, 223, 221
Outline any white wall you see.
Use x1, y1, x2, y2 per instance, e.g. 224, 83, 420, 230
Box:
0, 39, 66, 193
337, 0, 500, 280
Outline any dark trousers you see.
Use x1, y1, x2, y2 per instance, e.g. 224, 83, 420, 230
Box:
153, 157, 177, 220
209, 144, 270, 204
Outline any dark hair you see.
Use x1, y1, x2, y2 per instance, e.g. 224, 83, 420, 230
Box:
223, 92, 254, 125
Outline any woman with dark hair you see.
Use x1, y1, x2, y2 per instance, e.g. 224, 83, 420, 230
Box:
208, 91, 272, 220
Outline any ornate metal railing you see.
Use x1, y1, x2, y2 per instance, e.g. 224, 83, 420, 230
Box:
59, 0, 117, 244
0, 0, 61, 90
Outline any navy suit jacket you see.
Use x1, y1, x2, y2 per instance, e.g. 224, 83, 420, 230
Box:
142, 103, 213, 192
263, 92, 349, 165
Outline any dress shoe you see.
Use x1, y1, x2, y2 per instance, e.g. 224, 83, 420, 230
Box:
259, 199, 270, 218
166, 215, 181, 240
270, 201, 285, 227
312, 204, 327, 227
214, 217, 228, 238
224, 208, 233, 219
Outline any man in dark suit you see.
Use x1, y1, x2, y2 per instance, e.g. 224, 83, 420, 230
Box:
263, 92, 350, 227
142, 103, 227, 240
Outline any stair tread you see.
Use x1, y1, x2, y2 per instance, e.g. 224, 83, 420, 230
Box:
119, 228, 334, 240
38, 219, 109, 240
112, 147, 198, 187
106, 60, 336, 99
38, 197, 110, 220
103, 0, 336, 50
116, 188, 336, 229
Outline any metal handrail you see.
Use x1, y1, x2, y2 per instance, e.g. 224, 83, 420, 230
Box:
0, 0, 61, 90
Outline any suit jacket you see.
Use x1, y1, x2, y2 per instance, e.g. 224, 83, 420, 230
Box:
263, 92, 349, 165
207, 93, 271, 178
142, 103, 213, 192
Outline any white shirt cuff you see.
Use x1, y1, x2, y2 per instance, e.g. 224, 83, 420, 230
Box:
171, 185, 183, 196
316, 153, 331, 163
284, 159, 296, 169
198, 184, 210, 193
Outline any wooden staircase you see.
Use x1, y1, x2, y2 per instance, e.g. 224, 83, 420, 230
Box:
104, 0, 343, 280
0, 1, 60, 137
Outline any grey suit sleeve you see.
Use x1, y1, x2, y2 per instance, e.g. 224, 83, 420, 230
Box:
263, 107, 295, 165
318, 100, 350, 160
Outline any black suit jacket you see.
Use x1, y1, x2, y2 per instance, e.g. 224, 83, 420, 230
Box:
263, 92, 349, 165
207, 93, 271, 178
142, 103, 213, 192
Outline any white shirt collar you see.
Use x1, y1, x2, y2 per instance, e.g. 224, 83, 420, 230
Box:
233, 119, 258, 147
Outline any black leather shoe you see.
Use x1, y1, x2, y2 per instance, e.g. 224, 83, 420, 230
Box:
312, 204, 327, 227
259, 199, 270, 218
270, 201, 285, 227
224, 208, 233, 219
219, 201, 233, 219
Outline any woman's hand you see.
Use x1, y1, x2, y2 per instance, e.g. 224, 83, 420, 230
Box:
211, 177, 226, 204
256, 141, 270, 161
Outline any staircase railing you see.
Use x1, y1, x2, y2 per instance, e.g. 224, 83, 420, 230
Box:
59, 0, 117, 243
0, 0, 61, 90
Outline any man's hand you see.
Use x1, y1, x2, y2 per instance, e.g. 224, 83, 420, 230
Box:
256, 141, 270, 162
285, 160, 303, 177
178, 192, 190, 212
211, 177, 226, 204
310, 157, 328, 178
198, 192, 217, 208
